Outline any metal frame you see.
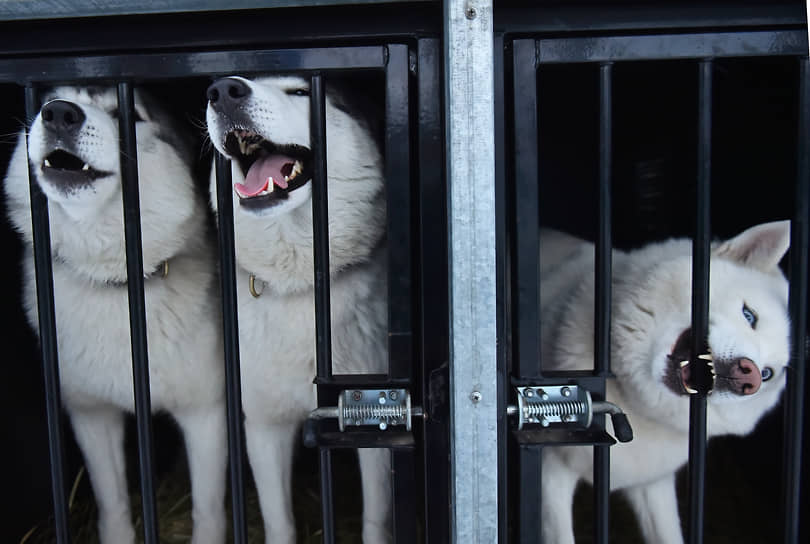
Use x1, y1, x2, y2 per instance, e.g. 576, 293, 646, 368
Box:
4, 34, 447, 543
499, 23, 809, 544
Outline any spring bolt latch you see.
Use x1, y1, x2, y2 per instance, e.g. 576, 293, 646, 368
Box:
506, 385, 634, 442
307, 389, 422, 431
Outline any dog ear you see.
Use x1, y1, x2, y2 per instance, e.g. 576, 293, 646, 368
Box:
713, 220, 791, 272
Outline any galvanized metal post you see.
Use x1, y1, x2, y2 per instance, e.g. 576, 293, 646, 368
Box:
445, 1, 498, 542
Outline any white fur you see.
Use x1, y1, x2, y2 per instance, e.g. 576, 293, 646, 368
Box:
538, 222, 791, 544
206, 76, 391, 543
4, 87, 226, 544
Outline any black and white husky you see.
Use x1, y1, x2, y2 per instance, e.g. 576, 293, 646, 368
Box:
205, 75, 390, 543
4, 87, 226, 544
539, 222, 791, 544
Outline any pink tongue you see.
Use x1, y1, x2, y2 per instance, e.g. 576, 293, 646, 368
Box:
234, 154, 294, 197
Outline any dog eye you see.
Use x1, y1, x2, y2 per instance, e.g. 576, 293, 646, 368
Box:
286, 89, 310, 97
742, 304, 758, 329
761, 367, 774, 381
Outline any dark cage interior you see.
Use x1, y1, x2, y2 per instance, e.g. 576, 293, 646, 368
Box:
0, 1, 808, 544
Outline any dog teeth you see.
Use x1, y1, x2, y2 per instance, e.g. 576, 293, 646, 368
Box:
293, 160, 303, 175
82, 163, 90, 171
44, 159, 51, 167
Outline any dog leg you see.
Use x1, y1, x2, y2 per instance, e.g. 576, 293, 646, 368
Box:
68, 405, 135, 544
623, 475, 684, 544
540, 448, 579, 544
173, 404, 227, 544
245, 419, 297, 544
358, 447, 392, 543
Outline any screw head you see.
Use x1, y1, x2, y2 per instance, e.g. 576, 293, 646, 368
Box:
352, 390, 362, 401
378, 392, 387, 404
524, 389, 534, 398
465, 7, 477, 20
389, 390, 399, 401
561, 387, 572, 397
470, 390, 482, 403
539, 416, 550, 427
379, 422, 388, 430
563, 414, 577, 423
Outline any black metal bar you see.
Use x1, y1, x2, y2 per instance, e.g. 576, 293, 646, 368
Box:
319, 448, 335, 544
592, 62, 613, 544
214, 153, 247, 544
385, 43, 412, 381
310, 73, 335, 544
687, 59, 713, 544
537, 30, 806, 64
0, 46, 387, 83
24, 85, 71, 544
595, 62, 613, 378
116, 81, 158, 544
593, 65, 612, 541
518, 446, 542, 541
392, 449, 417, 543
310, 73, 332, 381
417, 37, 451, 544
782, 55, 809, 544
593, 441, 610, 544
494, 33, 509, 544
511, 38, 542, 381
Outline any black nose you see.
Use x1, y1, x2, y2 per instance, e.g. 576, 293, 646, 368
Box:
207, 78, 251, 108
41, 100, 86, 134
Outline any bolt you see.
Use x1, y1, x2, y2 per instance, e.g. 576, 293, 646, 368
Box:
470, 390, 482, 403
465, 6, 477, 20
539, 416, 550, 428
378, 392, 387, 405
379, 422, 388, 431
524, 388, 534, 398
352, 390, 363, 401
561, 387, 572, 397
389, 390, 399, 401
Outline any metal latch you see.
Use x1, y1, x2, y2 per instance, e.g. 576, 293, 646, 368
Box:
506, 385, 634, 442
307, 388, 422, 431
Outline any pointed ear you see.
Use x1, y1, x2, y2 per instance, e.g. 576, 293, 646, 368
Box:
713, 220, 791, 272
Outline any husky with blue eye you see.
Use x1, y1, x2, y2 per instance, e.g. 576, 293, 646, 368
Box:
3, 87, 226, 544
538, 222, 791, 544
205, 75, 390, 544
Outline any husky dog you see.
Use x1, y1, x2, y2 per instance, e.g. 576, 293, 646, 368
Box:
539, 221, 791, 544
205, 75, 390, 543
4, 87, 226, 544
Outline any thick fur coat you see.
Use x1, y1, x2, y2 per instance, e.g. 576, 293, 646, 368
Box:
205, 75, 390, 544
539, 222, 791, 544
4, 87, 226, 544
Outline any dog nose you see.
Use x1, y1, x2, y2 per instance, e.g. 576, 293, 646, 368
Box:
733, 357, 762, 395
41, 100, 86, 134
207, 78, 251, 108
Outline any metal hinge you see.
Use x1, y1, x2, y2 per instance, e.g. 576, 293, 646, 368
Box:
506, 385, 634, 442
307, 388, 423, 431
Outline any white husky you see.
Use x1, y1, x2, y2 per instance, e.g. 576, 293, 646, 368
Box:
539, 221, 791, 544
4, 87, 226, 544
205, 75, 390, 543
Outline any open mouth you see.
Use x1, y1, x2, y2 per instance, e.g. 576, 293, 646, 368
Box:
41, 149, 111, 187
666, 328, 716, 395
224, 129, 312, 210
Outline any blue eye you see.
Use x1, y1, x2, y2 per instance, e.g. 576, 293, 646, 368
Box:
761, 367, 774, 381
742, 304, 758, 329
